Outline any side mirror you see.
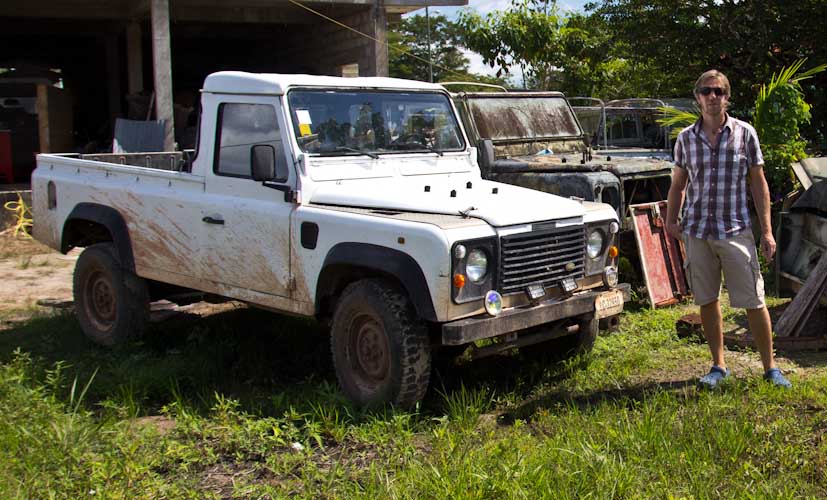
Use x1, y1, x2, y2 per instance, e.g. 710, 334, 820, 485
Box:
251, 144, 276, 181
478, 139, 495, 173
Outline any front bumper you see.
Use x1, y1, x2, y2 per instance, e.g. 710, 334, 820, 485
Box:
441, 283, 631, 345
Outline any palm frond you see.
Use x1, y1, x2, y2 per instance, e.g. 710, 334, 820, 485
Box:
759, 59, 826, 102
656, 106, 700, 139
791, 62, 827, 84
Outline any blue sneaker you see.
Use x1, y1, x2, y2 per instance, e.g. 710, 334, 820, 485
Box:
699, 366, 730, 389
764, 368, 792, 388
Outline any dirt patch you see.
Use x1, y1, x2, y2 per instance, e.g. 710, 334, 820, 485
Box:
0, 226, 242, 325
199, 462, 256, 497
132, 415, 177, 435
0, 221, 71, 315
0, 231, 54, 259
638, 348, 772, 386
0, 240, 77, 314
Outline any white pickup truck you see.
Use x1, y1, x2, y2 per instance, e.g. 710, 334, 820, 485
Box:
32, 72, 628, 408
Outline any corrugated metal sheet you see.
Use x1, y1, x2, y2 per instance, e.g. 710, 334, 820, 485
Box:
112, 118, 166, 153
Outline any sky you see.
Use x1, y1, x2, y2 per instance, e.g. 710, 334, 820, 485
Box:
404, 0, 592, 78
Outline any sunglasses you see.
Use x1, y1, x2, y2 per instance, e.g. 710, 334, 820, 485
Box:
698, 86, 726, 97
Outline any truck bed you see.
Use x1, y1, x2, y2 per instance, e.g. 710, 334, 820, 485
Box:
32, 152, 205, 255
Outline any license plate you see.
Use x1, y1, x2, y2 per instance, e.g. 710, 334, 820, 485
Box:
595, 289, 624, 319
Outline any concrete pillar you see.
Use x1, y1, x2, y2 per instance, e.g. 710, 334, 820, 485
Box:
368, 0, 388, 76
151, 0, 175, 150
126, 21, 144, 96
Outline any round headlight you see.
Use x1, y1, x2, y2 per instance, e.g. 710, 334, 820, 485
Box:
484, 290, 503, 316
587, 230, 604, 259
466, 249, 488, 283
603, 266, 619, 288
609, 221, 619, 234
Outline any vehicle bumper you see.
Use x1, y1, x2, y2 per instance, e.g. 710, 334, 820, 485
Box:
441, 283, 631, 345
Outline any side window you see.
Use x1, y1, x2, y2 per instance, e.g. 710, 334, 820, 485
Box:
215, 103, 287, 180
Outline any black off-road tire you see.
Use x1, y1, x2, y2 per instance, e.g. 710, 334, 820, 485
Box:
522, 316, 599, 364
73, 243, 150, 346
330, 279, 431, 409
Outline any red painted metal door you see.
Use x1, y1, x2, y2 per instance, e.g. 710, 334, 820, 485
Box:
0, 131, 12, 183
630, 201, 690, 307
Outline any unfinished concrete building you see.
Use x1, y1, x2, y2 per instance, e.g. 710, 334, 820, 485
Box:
0, 0, 463, 182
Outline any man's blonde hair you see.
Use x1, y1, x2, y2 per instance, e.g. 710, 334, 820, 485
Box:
693, 70, 731, 98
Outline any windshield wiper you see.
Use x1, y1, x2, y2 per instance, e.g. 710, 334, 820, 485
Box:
421, 144, 444, 156
317, 146, 379, 159
387, 142, 443, 156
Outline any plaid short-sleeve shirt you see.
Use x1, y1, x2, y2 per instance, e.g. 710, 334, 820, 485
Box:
673, 115, 764, 240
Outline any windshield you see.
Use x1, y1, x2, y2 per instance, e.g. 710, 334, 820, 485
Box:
288, 89, 464, 155
466, 95, 582, 141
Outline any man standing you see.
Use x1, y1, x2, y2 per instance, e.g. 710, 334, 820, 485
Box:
666, 70, 791, 388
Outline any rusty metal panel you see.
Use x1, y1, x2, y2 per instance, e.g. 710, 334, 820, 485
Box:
630, 201, 689, 307
776, 181, 827, 305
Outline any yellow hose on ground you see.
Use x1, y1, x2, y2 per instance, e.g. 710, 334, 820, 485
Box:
3, 193, 33, 239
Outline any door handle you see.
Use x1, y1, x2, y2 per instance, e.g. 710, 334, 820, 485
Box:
202, 215, 225, 225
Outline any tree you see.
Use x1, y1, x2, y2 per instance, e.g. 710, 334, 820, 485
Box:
388, 14, 505, 85
754, 60, 826, 196
658, 59, 826, 198
459, 1, 579, 90
457, 1, 672, 97
457, 0, 827, 147
589, 0, 827, 140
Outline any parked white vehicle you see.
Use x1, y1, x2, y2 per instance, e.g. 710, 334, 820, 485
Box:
32, 72, 628, 408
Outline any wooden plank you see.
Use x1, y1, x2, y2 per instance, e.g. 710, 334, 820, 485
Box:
665, 219, 689, 297
36, 84, 75, 155
36, 84, 50, 154
775, 250, 827, 337
724, 332, 827, 351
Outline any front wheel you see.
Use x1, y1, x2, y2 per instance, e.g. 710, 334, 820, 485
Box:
73, 243, 149, 346
330, 279, 431, 409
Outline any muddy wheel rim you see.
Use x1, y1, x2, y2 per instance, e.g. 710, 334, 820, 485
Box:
85, 270, 116, 331
349, 313, 390, 385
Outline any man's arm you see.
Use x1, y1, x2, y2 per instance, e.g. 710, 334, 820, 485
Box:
749, 165, 776, 260
665, 166, 688, 240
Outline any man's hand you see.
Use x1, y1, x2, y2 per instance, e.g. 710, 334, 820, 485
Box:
666, 221, 683, 240
760, 232, 776, 261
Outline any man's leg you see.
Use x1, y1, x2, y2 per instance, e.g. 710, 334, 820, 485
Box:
718, 232, 789, 386
700, 299, 725, 369
747, 306, 775, 372
685, 235, 726, 377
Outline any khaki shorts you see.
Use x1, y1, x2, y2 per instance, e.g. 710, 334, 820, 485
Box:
683, 231, 765, 309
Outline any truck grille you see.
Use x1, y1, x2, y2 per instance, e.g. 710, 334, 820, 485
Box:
499, 225, 585, 294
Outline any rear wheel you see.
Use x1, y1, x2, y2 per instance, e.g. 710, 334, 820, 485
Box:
73, 243, 149, 346
330, 279, 431, 409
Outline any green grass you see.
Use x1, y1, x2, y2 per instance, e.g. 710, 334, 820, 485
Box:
2, 300, 827, 498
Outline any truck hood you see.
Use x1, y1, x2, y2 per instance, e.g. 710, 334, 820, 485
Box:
307, 176, 586, 227
490, 153, 673, 178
